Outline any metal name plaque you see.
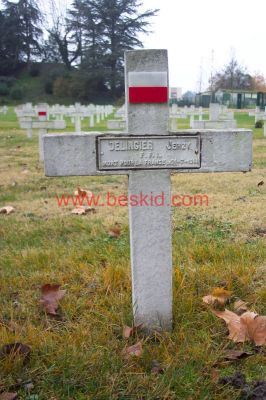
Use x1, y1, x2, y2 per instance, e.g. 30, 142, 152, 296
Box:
97, 135, 201, 170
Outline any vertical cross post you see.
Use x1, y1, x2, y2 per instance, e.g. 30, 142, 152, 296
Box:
38, 111, 48, 162
125, 50, 172, 331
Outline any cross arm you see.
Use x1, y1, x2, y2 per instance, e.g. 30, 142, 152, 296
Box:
32, 121, 66, 129
43, 129, 252, 177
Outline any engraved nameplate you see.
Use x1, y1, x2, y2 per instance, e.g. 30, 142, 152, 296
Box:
97, 135, 201, 170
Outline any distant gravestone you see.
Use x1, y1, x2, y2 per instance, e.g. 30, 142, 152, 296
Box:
249, 106, 265, 123
107, 119, 126, 130
17, 103, 36, 139
193, 103, 236, 129
209, 103, 220, 121
43, 49, 252, 331
33, 110, 66, 161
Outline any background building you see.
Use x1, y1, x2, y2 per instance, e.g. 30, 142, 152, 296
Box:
195, 89, 266, 109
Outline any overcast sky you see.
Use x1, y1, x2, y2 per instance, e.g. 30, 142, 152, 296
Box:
4, 0, 266, 92
138, 0, 266, 92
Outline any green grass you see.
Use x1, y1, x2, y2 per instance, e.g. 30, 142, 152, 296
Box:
0, 111, 265, 399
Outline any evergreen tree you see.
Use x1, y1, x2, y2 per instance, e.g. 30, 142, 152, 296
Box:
98, 0, 158, 97
68, 0, 158, 98
0, 1, 23, 73
42, 34, 63, 63
68, 0, 104, 70
17, 0, 43, 66
0, 0, 43, 71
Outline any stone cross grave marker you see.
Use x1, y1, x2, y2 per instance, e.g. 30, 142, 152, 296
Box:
43, 50, 252, 331
249, 106, 266, 123
33, 109, 66, 161
17, 103, 35, 139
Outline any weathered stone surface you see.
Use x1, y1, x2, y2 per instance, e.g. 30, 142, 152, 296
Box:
43, 129, 252, 176
125, 50, 169, 135
128, 170, 172, 330
98, 135, 200, 170
192, 120, 237, 129
107, 120, 126, 130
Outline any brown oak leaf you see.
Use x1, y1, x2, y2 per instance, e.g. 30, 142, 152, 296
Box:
213, 309, 246, 342
213, 309, 266, 345
233, 299, 248, 315
0, 343, 31, 357
223, 350, 254, 360
108, 226, 121, 238
241, 313, 266, 346
122, 324, 143, 339
74, 187, 93, 197
71, 206, 96, 215
0, 206, 14, 215
0, 343, 31, 365
0, 393, 18, 400
123, 341, 143, 358
39, 284, 66, 315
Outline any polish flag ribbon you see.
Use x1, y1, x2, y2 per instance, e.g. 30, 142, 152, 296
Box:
128, 71, 168, 104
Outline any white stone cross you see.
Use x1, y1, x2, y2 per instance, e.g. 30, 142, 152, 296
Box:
249, 106, 265, 123
43, 50, 252, 331
50, 104, 65, 121
17, 103, 36, 139
193, 102, 237, 129
33, 110, 66, 161
0, 105, 8, 114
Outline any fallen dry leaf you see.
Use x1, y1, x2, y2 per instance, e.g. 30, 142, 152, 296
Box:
213, 309, 245, 342
71, 206, 96, 215
241, 314, 266, 346
108, 226, 121, 238
74, 187, 93, 197
0, 393, 18, 400
151, 360, 164, 374
0, 343, 31, 365
123, 341, 143, 358
255, 228, 266, 237
0, 206, 14, 215
203, 288, 231, 306
223, 349, 253, 361
122, 324, 143, 339
39, 284, 66, 315
234, 299, 248, 315
210, 368, 219, 383
212, 309, 266, 345
0, 343, 31, 357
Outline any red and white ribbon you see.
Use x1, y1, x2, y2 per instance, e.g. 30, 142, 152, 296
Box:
128, 72, 168, 104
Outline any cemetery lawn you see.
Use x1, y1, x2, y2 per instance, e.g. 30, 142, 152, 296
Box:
0, 111, 265, 400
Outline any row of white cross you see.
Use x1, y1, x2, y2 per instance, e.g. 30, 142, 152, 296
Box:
15, 102, 114, 161
15, 99, 265, 165
169, 103, 237, 130
0, 106, 8, 114
107, 103, 237, 131
15, 102, 114, 133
